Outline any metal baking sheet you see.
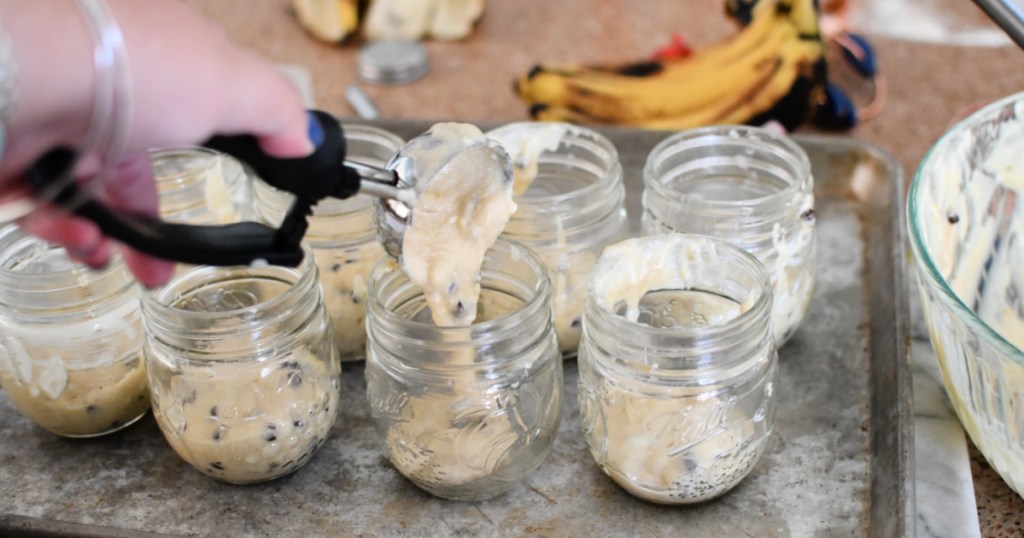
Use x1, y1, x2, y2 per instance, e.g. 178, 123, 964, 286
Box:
0, 123, 913, 537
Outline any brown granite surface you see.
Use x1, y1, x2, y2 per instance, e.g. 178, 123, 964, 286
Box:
185, 1, 1024, 535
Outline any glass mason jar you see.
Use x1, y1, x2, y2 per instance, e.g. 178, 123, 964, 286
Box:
485, 122, 627, 356
365, 239, 562, 501
578, 234, 778, 504
152, 146, 250, 225
254, 124, 400, 361
141, 249, 341, 485
642, 126, 815, 346
0, 224, 148, 437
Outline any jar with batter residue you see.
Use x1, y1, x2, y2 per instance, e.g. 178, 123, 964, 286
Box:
141, 248, 340, 484
365, 240, 562, 500
642, 126, 815, 345
578, 234, 777, 504
0, 225, 149, 437
254, 124, 400, 360
151, 146, 250, 225
486, 122, 627, 356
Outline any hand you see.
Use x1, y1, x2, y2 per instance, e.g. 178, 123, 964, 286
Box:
0, 0, 312, 287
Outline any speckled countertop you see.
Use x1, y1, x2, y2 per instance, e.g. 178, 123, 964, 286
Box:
188, 1, 1024, 535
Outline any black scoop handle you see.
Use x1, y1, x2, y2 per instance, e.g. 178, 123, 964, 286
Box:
24, 110, 359, 267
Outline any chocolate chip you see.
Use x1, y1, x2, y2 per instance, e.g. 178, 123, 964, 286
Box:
288, 372, 303, 387
294, 420, 306, 429
265, 434, 277, 442
182, 389, 198, 405
209, 406, 218, 417
280, 361, 300, 371
454, 302, 466, 317
345, 259, 358, 265
210, 461, 225, 470
947, 213, 960, 224
800, 208, 815, 221
331, 263, 342, 272
570, 318, 581, 328
85, 405, 97, 413
212, 429, 222, 441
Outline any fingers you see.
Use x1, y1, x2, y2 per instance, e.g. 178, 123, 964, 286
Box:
101, 153, 176, 288
221, 51, 314, 159
17, 206, 112, 269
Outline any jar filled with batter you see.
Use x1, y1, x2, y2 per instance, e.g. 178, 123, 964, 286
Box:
365, 240, 562, 501
0, 224, 148, 437
254, 124, 400, 360
486, 122, 627, 356
141, 248, 340, 484
152, 146, 250, 225
642, 126, 815, 345
578, 234, 778, 504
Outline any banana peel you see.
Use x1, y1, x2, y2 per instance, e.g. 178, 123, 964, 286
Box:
292, 0, 366, 43
515, 0, 850, 131
293, 0, 485, 44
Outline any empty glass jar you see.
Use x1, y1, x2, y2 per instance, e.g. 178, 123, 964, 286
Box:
254, 124, 400, 360
365, 239, 562, 500
0, 224, 148, 437
578, 234, 778, 504
642, 126, 815, 345
141, 248, 340, 484
486, 122, 627, 356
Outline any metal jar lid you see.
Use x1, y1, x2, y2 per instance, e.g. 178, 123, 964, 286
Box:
356, 40, 430, 85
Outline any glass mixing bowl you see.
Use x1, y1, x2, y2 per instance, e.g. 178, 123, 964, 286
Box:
909, 91, 1024, 496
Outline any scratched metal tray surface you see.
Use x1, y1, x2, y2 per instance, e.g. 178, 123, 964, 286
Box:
0, 123, 912, 537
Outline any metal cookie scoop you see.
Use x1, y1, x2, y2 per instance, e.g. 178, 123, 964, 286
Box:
373, 128, 514, 259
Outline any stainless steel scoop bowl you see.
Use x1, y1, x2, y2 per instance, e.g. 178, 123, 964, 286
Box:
373, 131, 514, 260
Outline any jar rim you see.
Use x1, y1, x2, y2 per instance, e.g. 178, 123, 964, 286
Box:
0, 224, 135, 301
366, 239, 552, 349
487, 122, 623, 207
642, 125, 811, 212
150, 146, 223, 187
141, 243, 318, 325
584, 233, 773, 350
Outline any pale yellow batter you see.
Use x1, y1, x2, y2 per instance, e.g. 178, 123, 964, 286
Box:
0, 344, 148, 437
314, 240, 387, 357
399, 123, 516, 327
148, 347, 340, 484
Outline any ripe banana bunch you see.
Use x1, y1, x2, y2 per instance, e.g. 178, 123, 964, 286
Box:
514, 0, 827, 131
292, 0, 484, 44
